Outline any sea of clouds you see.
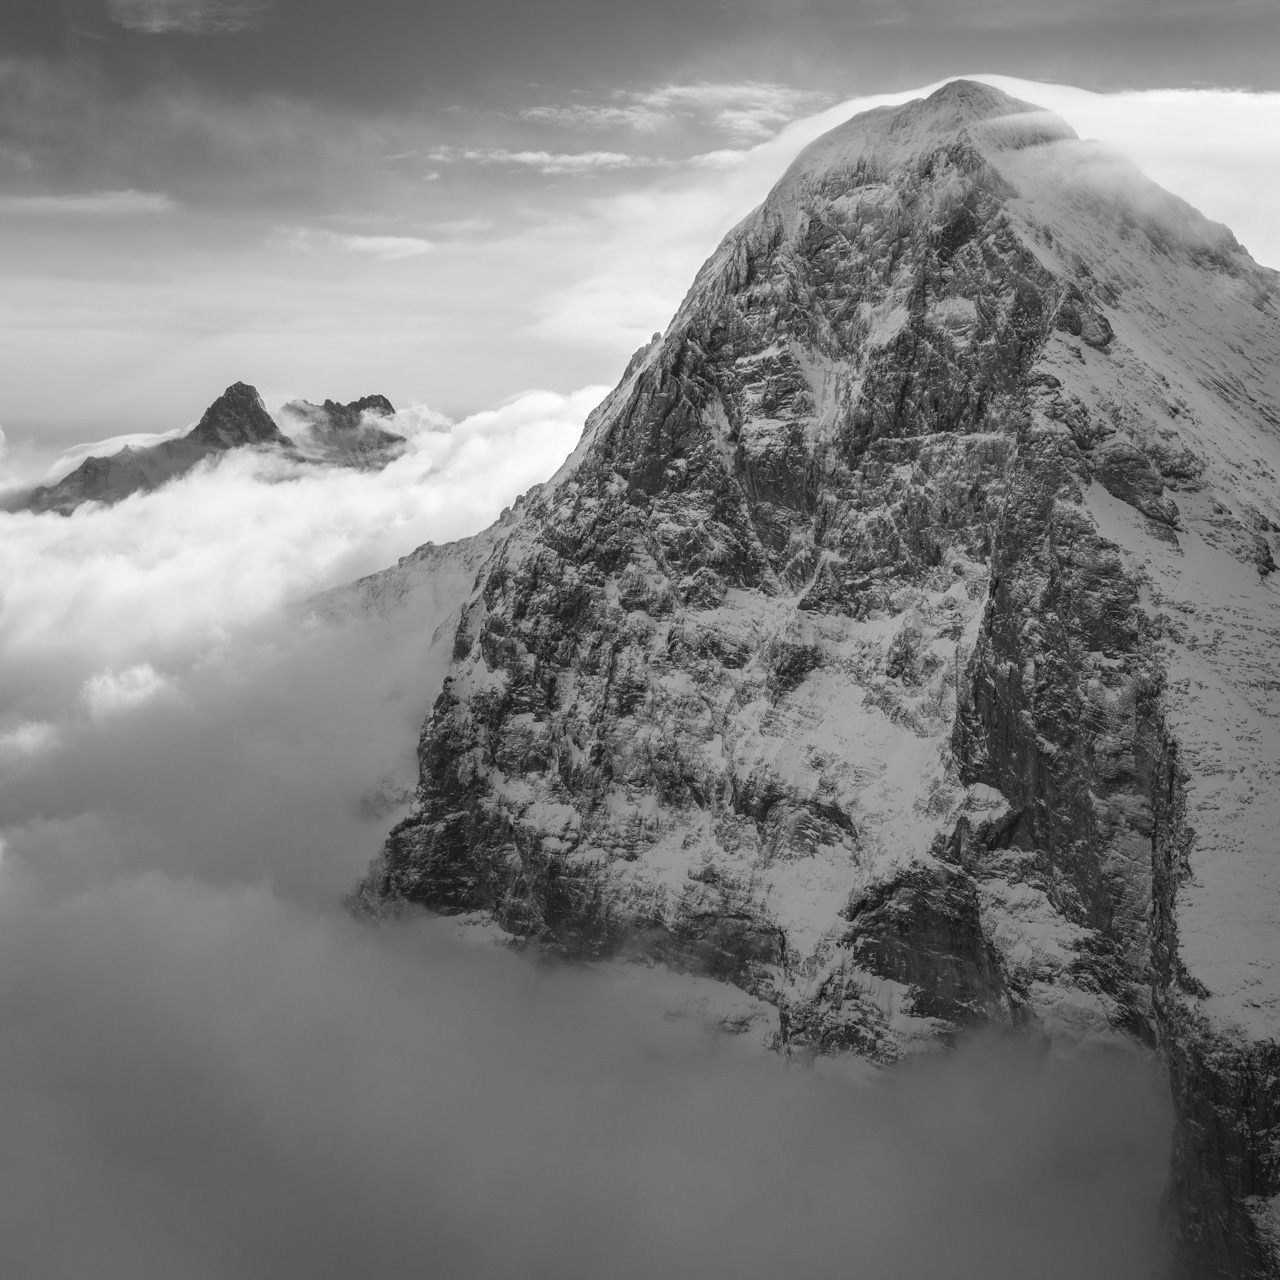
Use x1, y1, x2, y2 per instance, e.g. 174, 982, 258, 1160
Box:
0, 391, 1173, 1278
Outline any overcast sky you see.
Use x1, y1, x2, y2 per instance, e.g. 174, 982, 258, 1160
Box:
2, 0, 1280, 456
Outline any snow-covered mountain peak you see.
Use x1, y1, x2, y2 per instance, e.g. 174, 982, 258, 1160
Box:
354, 81, 1280, 1278
775, 80, 1074, 193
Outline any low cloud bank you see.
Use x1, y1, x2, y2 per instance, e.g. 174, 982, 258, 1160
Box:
0, 385, 604, 903
0, 386, 604, 701
0, 380, 1173, 1278
0, 871, 1170, 1280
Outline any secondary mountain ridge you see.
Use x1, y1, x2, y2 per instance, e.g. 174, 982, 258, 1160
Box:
20, 382, 405, 514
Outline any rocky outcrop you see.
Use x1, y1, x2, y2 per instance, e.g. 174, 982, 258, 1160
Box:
279, 394, 406, 468
21, 383, 402, 514
353, 81, 1280, 1275
186, 380, 293, 450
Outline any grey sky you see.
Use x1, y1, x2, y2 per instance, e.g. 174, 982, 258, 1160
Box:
7, 0, 1280, 105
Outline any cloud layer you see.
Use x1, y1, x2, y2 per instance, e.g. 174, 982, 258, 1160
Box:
106, 0, 273, 35
0, 189, 174, 215
0, 873, 1172, 1280
0, 387, 605, 681
284, 226, 434, 260
520, 82, 831, 141
0, 369, 1175, 1278
427, 145, 661, 175
0, 385, 601, 901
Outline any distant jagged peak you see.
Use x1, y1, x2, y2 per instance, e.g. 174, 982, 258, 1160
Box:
283, 393, 398, 434
19, 381, 405, 514
278, 392, 406, 468
188, 381, 293, 450
328, 393, 395, 421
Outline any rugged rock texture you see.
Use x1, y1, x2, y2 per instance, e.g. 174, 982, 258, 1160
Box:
353, 81, 1280, 1276
186, 380, 293, 450
20, 383, 401, 514
279, 394, 406, 468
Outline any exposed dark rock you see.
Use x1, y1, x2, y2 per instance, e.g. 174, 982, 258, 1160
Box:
841, 864, 1009, 1025
187, 380, 293, 449
1093, 437, 1181, 526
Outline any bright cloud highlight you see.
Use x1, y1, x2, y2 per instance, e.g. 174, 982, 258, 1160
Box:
521, 82, 831, 141
428, 146, 661, 174
106, 0, 272, 35
284, 227, 434, 260
0, 190, 175, 216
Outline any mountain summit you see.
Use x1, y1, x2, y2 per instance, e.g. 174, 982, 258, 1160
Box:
353, 82, 1280, 1276
186, 381, 293, 450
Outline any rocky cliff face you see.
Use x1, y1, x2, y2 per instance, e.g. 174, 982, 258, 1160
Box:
279, 394, 406, 468
353, 81, 1280, 1277
22, 383, 402, 514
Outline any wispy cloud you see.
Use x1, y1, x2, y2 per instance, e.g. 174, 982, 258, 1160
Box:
285, 227, 434, 260
521, 82, 831, 142
0, 190, 174, 216
427, 146, 661, 175
105, 0, 272, 34
521, 104, 661, 131
82, 663, 171, 719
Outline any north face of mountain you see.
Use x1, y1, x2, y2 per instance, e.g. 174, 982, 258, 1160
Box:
352, 81, 1280, 1277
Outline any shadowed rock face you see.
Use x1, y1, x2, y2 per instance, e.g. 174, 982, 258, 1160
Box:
21, 384, 401, 514
187, 381, 293, 450
353, 81, 1280, 1277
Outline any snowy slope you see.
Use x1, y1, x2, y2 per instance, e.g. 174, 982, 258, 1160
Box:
985, 131, 1280, 1041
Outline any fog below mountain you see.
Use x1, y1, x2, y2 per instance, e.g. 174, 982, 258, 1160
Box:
0, 401, 1171, 1279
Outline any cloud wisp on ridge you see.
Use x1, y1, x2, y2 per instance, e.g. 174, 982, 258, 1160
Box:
0, 190, 175, 216
105, 0, 273, 35
427, 146, 664, 175
520, 82, 832, 141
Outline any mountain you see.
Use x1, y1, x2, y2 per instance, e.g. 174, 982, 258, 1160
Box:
21, 383, 403, 514
351, 81, 1280, 1277
277, 394, 407, 469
